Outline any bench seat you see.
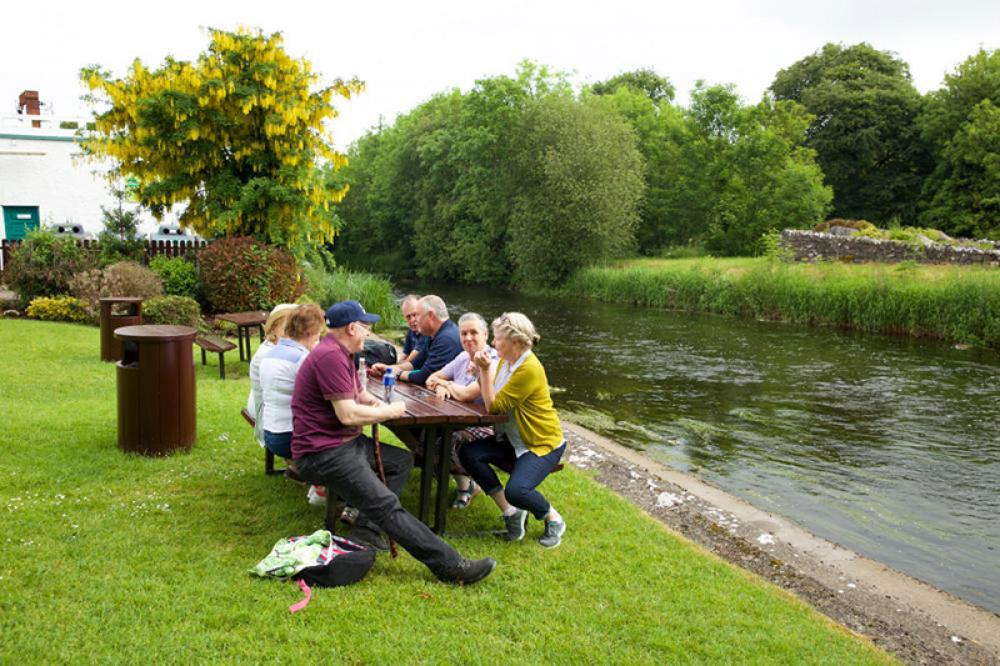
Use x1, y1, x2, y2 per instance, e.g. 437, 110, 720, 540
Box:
196, 335, 237, 379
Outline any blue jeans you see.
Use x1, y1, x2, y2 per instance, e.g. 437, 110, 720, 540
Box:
263, 430, 292, 459
459, 436, 565, 520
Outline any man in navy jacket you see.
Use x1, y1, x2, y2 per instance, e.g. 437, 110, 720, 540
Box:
370, 295, 462, 386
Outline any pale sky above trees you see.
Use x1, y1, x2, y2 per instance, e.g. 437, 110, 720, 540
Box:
3, 0, 998, 148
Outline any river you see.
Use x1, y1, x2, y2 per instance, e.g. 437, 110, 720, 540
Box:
402, 281, 1000, 614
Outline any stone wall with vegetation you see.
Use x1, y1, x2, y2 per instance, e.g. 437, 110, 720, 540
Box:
781, 230, 1000, 266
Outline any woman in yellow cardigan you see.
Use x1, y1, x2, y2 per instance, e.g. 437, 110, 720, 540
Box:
462, 312, 567, 548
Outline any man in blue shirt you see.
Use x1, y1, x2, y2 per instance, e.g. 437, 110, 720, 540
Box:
371, 295, 462, 386
400, 294, 428, 365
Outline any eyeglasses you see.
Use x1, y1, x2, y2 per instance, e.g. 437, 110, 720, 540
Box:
353, 322, 371, 334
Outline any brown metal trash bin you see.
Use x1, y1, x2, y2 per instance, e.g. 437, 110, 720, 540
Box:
115, 324, 197, 456
100, 297, 144, 362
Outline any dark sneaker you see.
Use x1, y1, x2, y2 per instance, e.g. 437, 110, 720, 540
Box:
340, 505, 360, 526
347, 525, 390, 552
503, 509, 528, 541
284, 466, 307, 485
435, 557, 496, 586
538, 519, 566, 549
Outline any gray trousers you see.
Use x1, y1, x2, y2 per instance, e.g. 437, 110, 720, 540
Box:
295, 435, 461, 573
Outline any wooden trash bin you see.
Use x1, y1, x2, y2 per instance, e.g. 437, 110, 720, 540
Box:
115, 324, 197, 456
99, 297, 144, 362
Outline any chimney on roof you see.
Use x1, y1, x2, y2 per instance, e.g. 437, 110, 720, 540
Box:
19, 90, 42, 127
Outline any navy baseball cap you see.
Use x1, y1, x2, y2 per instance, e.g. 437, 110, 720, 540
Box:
325, 300, 381, 328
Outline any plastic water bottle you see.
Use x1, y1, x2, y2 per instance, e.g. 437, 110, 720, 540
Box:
357, 356, 367, 389
383, 367, 395, 403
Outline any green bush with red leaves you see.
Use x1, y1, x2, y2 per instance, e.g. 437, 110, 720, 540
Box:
197, 237, 304, 313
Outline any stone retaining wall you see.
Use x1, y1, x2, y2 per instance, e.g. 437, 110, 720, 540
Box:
781, 229, 1000, 267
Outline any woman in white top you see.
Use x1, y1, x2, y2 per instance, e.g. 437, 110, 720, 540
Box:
247, 303, 298, 446
425, 312, 499, 509
259, 304, 326, 459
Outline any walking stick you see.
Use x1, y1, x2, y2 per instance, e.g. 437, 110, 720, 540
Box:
372, 423, 399, 559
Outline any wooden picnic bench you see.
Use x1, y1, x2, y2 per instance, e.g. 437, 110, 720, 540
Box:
196, 335, 237, 379
240, 378, 563, 535
215, 311, 267, 362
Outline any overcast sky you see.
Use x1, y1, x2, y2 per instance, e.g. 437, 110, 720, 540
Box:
3, 0, 998, 149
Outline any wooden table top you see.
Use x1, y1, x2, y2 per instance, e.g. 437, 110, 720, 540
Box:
365, 376, 507, 427
215, 311, 268, 326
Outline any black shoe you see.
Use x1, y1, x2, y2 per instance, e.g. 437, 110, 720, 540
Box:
435, 557, 496, 586
283, 467, 307, 485
347, 525, 390, 552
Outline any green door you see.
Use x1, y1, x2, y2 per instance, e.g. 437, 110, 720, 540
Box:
2, 206, 41, 240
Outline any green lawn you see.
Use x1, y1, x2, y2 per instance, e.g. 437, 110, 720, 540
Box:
0, 319, 894, 664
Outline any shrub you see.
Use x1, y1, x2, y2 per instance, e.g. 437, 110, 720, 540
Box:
304, 266, 402, 330
69, 261, 163, 320
198, 237, 304, 313
26, 296, 90, 323
143, 295, 202, 329
149, 256, 198, 299
103, 261, 163, 299
4, 229, 96, 306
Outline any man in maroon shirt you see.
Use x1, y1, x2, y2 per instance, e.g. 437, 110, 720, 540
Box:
291, 300, 495, 585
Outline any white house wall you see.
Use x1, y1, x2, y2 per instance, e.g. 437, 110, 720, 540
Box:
0, 125, 178, 240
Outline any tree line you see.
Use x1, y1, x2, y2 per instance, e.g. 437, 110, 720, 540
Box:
334, 45, 1000, 286
76, 31, 999, 289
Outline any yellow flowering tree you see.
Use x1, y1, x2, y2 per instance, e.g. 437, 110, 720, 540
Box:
80, 27, 361, 251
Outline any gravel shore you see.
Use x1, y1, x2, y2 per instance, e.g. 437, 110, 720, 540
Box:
562, 421, 1000, 666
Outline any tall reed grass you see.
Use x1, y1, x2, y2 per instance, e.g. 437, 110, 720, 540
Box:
563, 258, 1000, 348
304, 267, 403, 330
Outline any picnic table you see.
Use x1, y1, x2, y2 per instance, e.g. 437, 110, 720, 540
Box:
366, 376, 507, 534
215, 311, 267, 362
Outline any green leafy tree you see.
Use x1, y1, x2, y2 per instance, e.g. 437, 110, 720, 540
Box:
97, 183, 144, 266
80, 27, 360, 253
919, 100, 1000, 238
918, 49, 1000, 238
770, 43, 930, 224
334, 61, 574, 284
919, 48, 1000, 149
689, 85, 832, 255
508, 95, 644, 286
591, 68, 675, 103
597, 82, 829, 255
590, 86, 706, 251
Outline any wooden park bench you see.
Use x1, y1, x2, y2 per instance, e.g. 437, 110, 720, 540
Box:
240, 407, 344, 531
196, 335, 237, 379
241, 407, 284, 475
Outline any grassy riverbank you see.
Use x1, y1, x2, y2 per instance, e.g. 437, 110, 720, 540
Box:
564, 258, 1000, 348
0, 319, 892, 664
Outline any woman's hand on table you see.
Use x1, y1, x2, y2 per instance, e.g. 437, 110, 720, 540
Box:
435, 383, 456, 400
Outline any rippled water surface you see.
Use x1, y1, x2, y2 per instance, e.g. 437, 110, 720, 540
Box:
410, 282, 1000, 613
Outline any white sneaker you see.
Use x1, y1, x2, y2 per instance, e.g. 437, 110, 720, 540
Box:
307, 485, 327, 506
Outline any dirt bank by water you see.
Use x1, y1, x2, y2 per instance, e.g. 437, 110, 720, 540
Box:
561, 422, 1000, 665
